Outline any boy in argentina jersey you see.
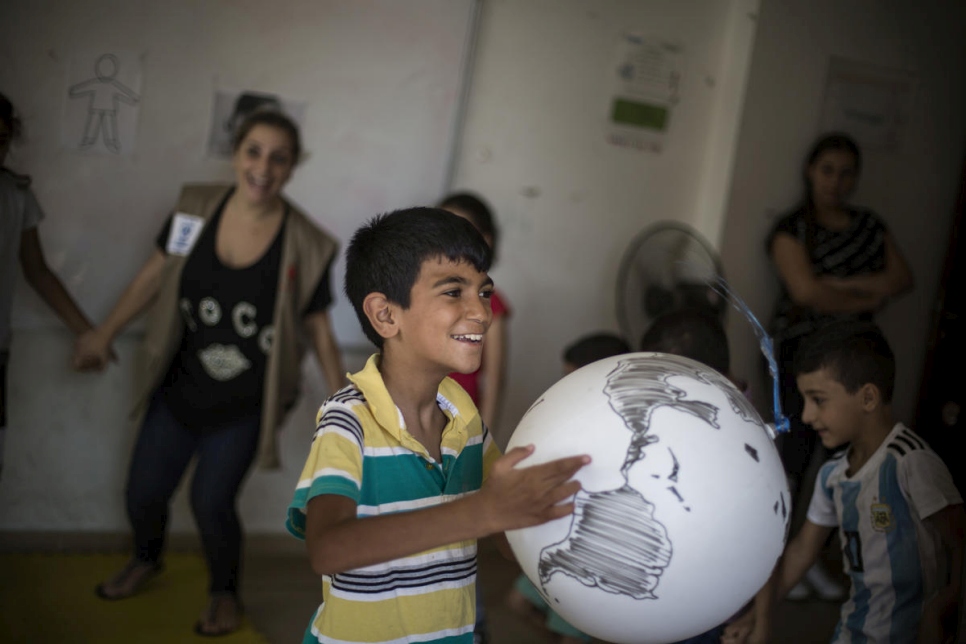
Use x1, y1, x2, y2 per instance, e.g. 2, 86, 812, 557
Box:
723, 321, 963, 644
286, 208, 589, 644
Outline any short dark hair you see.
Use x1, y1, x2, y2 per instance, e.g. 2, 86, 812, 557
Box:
344, 207, 492, 348
639, 309, 730, 375
437, 192, 499, 258
563, 332, 631, 369
231, 109, 302, 164
793, 320, 895, 402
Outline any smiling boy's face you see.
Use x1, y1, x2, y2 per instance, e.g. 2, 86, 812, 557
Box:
796, 367, 866, 449
394, 256, 493, 377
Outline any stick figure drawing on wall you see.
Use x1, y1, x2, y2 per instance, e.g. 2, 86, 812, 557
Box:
68, 54, 140, 153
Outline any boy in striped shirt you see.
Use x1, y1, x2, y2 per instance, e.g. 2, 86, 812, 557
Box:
286, 208, 589, 644
724, 321, 964, 643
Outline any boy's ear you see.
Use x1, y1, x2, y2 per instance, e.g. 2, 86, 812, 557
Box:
859, 382, 881, 411
362, 292, 400, 341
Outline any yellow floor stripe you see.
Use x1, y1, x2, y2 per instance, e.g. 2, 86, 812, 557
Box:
0, 552, 271, 643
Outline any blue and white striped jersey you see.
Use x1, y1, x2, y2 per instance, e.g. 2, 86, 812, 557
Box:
807, 423, 962, 643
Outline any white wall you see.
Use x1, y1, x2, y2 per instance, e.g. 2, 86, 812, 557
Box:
18, 0, 948, 532
0, 0, 477, 534
1, 0, 476, 346
718, 0, 966, 425
0, 0, 778, 536
10, 0, 959, 538
451, 0, 759, 445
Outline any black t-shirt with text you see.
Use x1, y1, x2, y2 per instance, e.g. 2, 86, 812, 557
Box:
154, 193, 333, 427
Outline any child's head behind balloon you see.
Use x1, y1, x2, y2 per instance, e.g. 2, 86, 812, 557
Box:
640, 308, 729, 376
562, 332, 631, 375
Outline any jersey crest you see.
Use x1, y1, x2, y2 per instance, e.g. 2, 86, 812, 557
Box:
870, 502, 895, 532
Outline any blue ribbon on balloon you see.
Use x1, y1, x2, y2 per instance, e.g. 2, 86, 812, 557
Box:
706, 276, 790, 435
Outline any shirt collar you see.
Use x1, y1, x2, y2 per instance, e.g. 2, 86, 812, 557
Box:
349, 354, 478, 458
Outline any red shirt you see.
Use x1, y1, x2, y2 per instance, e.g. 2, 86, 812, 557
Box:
448, 290, 510, 405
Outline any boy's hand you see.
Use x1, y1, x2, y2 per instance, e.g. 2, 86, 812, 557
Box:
478, 445, 589, 533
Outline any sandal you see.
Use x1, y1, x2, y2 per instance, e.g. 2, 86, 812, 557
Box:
193, 593, 244, 637
94, 559, 164, 600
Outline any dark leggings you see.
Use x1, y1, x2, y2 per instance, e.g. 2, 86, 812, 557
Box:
126, 393, 261, 595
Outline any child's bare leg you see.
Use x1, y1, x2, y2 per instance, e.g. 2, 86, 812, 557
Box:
505, 584, 550, 632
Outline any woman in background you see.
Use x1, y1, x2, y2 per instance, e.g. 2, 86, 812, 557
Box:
75, 109, 345, 636
767, 132, 912, 600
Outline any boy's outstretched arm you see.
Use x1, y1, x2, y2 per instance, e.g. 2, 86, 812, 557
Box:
774, 520, 834, 599
918, 503, 965, 644
304, 445, 589, 576
721, 520, 833, 644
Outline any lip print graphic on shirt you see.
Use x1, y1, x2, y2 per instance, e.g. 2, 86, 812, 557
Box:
187, 297, 275, 382
199, 343, 252, 381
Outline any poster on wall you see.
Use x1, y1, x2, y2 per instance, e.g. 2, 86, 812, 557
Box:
206, 89, 308, 159
61, 51, 142, 156
819, 57, 917, 153
604, 33, 684, 153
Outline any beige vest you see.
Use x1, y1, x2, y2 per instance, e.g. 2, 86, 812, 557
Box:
132, 183, 339, 469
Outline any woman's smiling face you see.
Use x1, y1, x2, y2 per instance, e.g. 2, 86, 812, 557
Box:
231, 124, 295, 205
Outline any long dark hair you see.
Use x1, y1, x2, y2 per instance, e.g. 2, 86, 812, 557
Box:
0, 92, 23, 142
0, 92, 31, 185
799, 132, 861, 255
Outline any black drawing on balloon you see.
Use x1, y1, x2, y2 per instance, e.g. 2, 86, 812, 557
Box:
539, 484, 672, 599
536, 354, 775, 601
668, 448, 680, 482
745, 444, 760, 462
523, 396, 546, 418
774, 491, 788, 521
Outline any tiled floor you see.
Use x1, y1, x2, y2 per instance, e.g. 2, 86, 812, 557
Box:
244, 538, 843, 643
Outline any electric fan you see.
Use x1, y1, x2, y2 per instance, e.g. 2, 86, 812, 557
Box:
616, 221, 726, 349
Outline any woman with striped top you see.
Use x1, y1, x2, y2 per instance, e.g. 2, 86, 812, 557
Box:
767, 132, 913, 599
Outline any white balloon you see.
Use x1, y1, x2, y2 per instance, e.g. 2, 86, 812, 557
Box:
505, 352, 790, 644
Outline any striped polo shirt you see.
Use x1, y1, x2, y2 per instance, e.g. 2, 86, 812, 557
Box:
287, 354, 502, 644
807, 423, 962, 643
